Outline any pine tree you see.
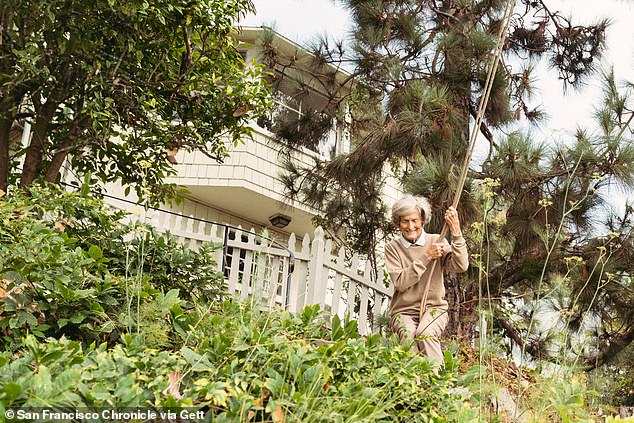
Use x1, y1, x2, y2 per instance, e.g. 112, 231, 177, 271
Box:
470, 71, 634, 369
261, 0, 634, 366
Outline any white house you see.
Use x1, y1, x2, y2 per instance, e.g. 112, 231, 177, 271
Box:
95, 27, 400, 333
105, 26, 400, 241
10, 26, 399, 334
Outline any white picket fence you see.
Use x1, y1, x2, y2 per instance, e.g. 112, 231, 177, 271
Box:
136, 208, 393, 335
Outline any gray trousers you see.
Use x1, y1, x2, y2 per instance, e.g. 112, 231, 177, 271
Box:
390, 308, 448, 365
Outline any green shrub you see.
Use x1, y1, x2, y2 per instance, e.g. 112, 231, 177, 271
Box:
0, 300, 478, 422
0, 335, 188, 412
0, 184, 607, 422
0, 184, 224, 349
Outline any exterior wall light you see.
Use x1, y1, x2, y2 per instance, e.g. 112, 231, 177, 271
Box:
269, 213, 291, 228
166, 147, 179, 165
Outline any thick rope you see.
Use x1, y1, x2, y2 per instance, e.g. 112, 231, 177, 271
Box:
419, 0, 516, 321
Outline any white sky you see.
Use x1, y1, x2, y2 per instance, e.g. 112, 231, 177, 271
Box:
242, 0, 634, 213
242, 0, 351, 44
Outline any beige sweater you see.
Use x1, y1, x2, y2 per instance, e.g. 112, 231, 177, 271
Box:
385, 233, 469, 317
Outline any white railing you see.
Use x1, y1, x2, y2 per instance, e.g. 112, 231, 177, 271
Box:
138, 208, 393, 335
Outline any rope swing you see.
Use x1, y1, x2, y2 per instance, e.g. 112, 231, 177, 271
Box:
419, 0, 516, 320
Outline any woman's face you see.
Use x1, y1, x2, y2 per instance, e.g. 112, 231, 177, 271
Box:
398, 208, 423, 242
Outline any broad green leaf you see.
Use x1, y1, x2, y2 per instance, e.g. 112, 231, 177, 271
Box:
88, 245, 103, 260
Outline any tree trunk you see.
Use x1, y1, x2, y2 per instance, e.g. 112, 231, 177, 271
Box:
587, 325, 634, 370
0, 118, 10, 194
44, 123, 80, 183
445, 271, 478, 344
437, 1, 477, 345
19, 101, 59, 187
0, 91, 22, 194
44, 139, 71, 183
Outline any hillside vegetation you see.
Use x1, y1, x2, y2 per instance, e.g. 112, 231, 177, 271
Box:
0, 185, 630, 422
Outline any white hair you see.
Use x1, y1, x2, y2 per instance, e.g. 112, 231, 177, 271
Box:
391, 194, 432, 226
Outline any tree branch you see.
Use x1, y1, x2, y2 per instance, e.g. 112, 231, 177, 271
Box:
468, 103, 497, 149
584, 325, 634, 370
496, 315, 554, 361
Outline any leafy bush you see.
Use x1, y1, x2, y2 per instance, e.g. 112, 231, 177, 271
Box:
0, 300, 478, 422
0, 184, 616, 422
0, 185, 224, 349
0, 335, 187, 412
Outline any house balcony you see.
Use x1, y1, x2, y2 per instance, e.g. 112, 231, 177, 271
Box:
166, 124, 326, 237
164, 26, 402, 237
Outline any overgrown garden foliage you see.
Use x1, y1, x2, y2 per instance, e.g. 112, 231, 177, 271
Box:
0, 185, 224, 348
0, 304, 478, 422
0, 186, 631, 420
0, 0, 270, 203
0, 186, 476, 421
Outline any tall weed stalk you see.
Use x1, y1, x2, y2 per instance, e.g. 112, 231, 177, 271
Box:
472, 154, 617, 421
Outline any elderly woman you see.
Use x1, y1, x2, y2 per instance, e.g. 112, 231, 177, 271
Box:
384, 194, 469, 365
